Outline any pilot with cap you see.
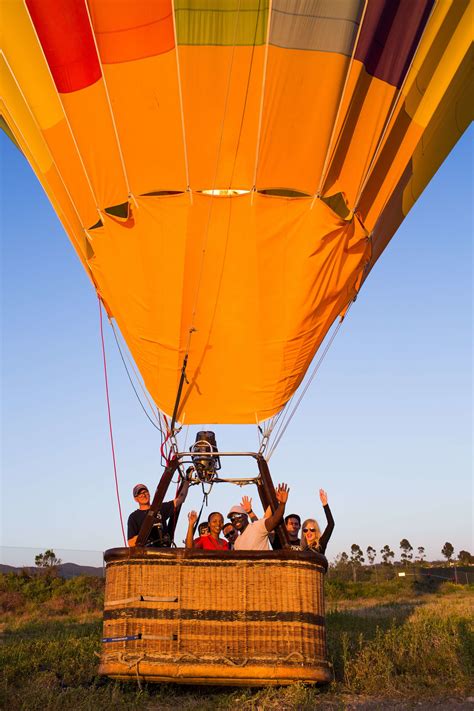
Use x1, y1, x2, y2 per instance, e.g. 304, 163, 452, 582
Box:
127, 480, 189, 547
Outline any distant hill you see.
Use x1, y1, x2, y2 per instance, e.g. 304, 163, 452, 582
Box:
0, 562, 104, 578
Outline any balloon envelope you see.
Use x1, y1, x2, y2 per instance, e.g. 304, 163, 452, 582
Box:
1, 0, 472, 422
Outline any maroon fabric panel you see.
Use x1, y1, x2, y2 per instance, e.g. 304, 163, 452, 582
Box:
355, 0, 434, 88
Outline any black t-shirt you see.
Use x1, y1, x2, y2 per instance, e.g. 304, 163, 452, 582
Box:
288, 538, 301, 550
127, 500, 175, 545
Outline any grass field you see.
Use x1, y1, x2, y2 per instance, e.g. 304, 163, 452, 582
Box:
1, 575, 472, 710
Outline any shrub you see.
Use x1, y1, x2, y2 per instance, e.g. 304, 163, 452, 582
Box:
0, 573, 104, 617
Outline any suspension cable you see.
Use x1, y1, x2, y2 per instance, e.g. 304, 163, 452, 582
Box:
110, 321, 165, 437
98, 296, 127, 546
110, 320, 163, 426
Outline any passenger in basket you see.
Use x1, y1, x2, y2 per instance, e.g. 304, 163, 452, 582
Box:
222, 523, 238, 549
228, 483, 289, 551
285, 514, 302, 550
300, 489, 334, 555
198, 522, 210, 536
186, 511, 229, 550
127, 482, 189, 547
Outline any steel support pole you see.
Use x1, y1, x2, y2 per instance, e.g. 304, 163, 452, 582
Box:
256, 454, 290, 549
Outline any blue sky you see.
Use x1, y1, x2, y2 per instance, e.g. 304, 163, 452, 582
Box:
1, 126, 472, 566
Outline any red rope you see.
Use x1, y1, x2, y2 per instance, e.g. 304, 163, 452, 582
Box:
98, 296, 127, 546
160, 429, 172, 465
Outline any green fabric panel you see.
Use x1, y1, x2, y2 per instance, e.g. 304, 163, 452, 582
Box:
0, 115, 21, 152
175, 0, 269, 46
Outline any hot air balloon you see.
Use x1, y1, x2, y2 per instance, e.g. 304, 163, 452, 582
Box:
2, 0, 472, 686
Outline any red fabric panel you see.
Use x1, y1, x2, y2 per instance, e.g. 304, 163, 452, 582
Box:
26, 0, 101, 93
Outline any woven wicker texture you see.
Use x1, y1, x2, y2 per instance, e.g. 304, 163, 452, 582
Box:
100, 548, 331, 685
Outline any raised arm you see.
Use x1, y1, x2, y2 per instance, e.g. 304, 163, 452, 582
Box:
185, 510, 198, 549
264, 483, 289, 532
241, 496, 258, 522
174, 479, 190, 508
317, 490, 335, 554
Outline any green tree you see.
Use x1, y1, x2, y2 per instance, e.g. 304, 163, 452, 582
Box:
366, 546, 376, 565
331, 551, 350, 580
35, 549, 62, 572
400, 538, 413, 565
334, 551, 349, 567
366, 545, 378, 581
458, 550, 472, 565
380, 544, 394, 565
416, 546, 426, 563
441, 542, 454, 563
350, 544, 364, 582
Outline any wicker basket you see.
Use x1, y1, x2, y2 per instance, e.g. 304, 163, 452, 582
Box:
99, 547, 332, 686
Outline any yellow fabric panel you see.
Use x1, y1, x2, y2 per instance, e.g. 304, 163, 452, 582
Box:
403, 0, 470, 118
178, 45, 265, 189
1, 0, 63, 130
0, 59, 52, 174
60, 80, 129, 209
256, 47, 352, 194
0, 101, 94, 281
101, 52, 187, 194
362, 36, 473, 281
1, 3, 99, 228
321, 62, 397, 209
403, 47, 473, 215
86, 194, 369, 423
358, 0, 473, 230
407, 1, 473, 129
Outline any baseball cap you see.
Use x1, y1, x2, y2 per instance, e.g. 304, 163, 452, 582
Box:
133, 484, 148, 497
227, 505, 247, 518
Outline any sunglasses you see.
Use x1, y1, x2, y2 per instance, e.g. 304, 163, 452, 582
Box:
229, 515, 245, 522
303, 527, 317, 533
223, 530, 236, 538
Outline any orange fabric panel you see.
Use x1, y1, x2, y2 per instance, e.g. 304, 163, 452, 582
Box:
60, 80, 129, 208
256, 47, 352, 194
178, 45, 265, 189
89, 0, 174, 64
42, 118, 100, 229
321, 61, 397, 208
101, 52, 187, 194
86, 194, 369, 423
42, 162, 95, 266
